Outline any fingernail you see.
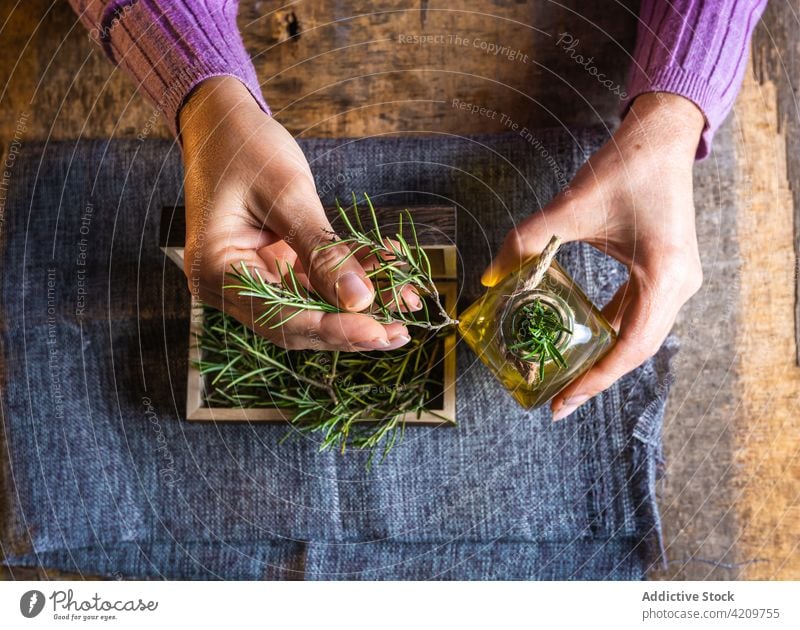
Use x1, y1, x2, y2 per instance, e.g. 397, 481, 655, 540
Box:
552, 394, 590, 422
406, 293, 423, 311
354, 338, 391, 350
385, 334, 411, 350
335, 272, 373, 310
480, 265, 496, 287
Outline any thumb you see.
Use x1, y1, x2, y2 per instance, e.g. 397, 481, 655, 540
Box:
289, 212, 375, 312
481, 192, 591, 287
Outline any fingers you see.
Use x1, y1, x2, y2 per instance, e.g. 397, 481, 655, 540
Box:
285, 237, 422, 312
317, 313, 410, 351
191, 241, 411, 351
202, 286, 411, 351
357, 239, 422, 311
375, 284, 423, 312
256, 240, 300, 280
550, 332, 658, 422
482, 192, 601, 287
268, 202, 376, 312
599, 279, 634, 332
550, 270, 684, 421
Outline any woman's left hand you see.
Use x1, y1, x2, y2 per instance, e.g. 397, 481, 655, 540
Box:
482, 93, 705, 420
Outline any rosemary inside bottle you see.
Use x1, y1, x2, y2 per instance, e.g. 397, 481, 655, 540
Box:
506, 298, 572, 381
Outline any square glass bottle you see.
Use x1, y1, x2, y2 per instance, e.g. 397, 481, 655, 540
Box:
458, 256, 616, 408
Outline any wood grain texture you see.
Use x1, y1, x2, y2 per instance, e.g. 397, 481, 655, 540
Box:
0, 1, 637, 143
652, 61, 800, 581
752, 1, 800, 364
731, 67, 800, 581
0, 1, 163, 144
238, 0, 637, 137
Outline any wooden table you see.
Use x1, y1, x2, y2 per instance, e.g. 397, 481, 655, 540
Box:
1, 0, 798, 580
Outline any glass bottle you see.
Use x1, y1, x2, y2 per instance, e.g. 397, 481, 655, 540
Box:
458, 257, 616, 408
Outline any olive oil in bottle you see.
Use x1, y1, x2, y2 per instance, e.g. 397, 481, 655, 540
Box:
458, 250, 616, 408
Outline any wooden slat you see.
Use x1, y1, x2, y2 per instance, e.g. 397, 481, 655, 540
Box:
729, 67, 800, 581
752, 2, 800, 364
0, 2, 638, 143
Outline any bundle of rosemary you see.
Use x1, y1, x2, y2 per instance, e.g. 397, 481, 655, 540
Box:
194, 194, 456, 464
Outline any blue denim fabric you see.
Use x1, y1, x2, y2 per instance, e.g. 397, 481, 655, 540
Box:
0, 132, 675, 579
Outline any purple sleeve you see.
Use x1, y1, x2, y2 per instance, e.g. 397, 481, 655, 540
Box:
625, 0, 767, 159
68, 0, 270, 137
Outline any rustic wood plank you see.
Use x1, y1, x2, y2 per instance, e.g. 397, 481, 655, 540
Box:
752, 1, 800, 364
0, 1, 637, 142
731, 66, 800, 581
652, 61, 800, 581
238, 0, 638, 137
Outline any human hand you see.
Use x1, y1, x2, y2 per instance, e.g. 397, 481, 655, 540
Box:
179, 77, 415, 351
482, 93, 705, 420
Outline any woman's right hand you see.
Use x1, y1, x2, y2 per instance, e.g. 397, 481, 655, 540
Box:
482, 92, 704, 420
179, 76, 412, 351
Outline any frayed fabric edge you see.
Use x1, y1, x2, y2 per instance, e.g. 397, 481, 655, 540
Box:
631, 334, 680, 572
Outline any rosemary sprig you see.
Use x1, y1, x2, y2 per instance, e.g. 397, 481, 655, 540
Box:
195, 306, 447, 466
507, 298, 572, 381
226, 260, 339, 329
224, 193, 457, 331
201, 194, 455, 464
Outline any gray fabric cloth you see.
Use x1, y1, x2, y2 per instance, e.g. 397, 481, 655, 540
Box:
0, 132, 676, 580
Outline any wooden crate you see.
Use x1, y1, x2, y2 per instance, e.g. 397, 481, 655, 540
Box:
160, 204, 458, 424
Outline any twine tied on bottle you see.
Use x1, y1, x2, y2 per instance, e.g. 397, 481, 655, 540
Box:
497, 234, 563, 386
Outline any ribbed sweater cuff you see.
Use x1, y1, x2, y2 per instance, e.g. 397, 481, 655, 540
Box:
625, 64, 723, 160
99, 1, 269, 137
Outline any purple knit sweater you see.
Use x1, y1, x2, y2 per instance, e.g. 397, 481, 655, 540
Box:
69, 0, 766, 158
